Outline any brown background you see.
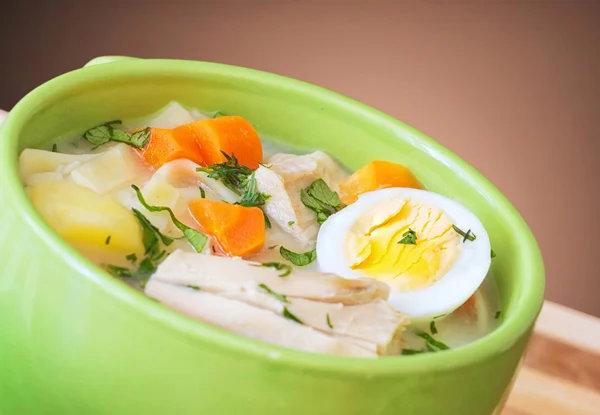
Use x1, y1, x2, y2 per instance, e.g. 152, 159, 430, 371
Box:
2, 1, 599, 316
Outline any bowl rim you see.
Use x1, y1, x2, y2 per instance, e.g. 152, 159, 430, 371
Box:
0, 58, 545, 376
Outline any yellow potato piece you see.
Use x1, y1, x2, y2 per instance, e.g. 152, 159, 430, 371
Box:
29, 180, 144, 264
19, 149, 97, 184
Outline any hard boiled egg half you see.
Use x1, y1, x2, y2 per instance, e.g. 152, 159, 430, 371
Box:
316, 187, 491, 320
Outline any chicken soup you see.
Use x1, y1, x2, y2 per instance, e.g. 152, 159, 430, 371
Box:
19, 102, 499, 357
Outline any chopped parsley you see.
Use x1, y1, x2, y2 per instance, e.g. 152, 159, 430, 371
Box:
106, 209, 173, 288
326, 313, 334, 329
283, 307, 303, 325
398, 228, 417, 245
495, 311, 501, 319
258, 283, 288, 302
197, 153, 271, 225
51, 143, 58, 152
105, 265, 132, 278
199, 187, 206, 198
187, 285, 201, 291
197, 152, 252, 195
136, 257, 156, 288
429, 320, 438, 335
237, 171, 271, 208
300, 179, 345, 224
82, 120, 151, 149
105, 235, 111, 245
257, 262, 292, 277
264, 213, 272, 229
132, 184, 208, 253
452, 225, 476, 242
104, 257, 156, 289
125, 253, 138, 264
280, 246, 316, 266
213, 110, 225, 118
401, 349, 426, 355
287, 221, 295, 227
491, 249, 497, 258
416, 332, 450, 350
132, 208, 173, 260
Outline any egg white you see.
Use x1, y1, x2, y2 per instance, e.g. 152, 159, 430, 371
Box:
316, 187, 491, 320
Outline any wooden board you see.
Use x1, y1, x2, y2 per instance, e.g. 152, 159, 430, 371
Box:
503, 302, 600, 415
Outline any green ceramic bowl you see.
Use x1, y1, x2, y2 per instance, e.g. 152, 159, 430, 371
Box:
0, 57, 544, 415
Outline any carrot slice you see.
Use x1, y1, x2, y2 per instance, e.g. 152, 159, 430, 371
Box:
188, 199, 265, 257
175, 116, 263, 169
339, 160, 424, 204
139, 128, 204, 169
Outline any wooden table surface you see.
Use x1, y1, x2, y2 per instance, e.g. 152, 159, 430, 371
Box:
503, 301, 600, 415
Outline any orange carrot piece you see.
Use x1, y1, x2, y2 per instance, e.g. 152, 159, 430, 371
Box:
139, 128, 204, 169
175, 116, 263, 169
188, 199, 265, 257
339, 160, 424, 204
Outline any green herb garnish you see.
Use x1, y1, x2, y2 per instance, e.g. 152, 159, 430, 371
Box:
264, 213, 272, 229
105, 235, 111, 245
398, 228, 417, 245
187, 285, 201, 291
300, 179, 344, 224
491, 249, 496, 258
495, 311, 501, 319
287, 221, 295, 226
125, 253, 138, 264
258, 283, 288, 303
452, 225, 476, 242
401, 349, 426, 355
82, 120, 151, 149
280, 246, 316, 266
326, 313, 334, 329
213, 110, 225, 118
132, 208, 174, 260
51, 144, 58, 152
430, 320, 438, 335
237, 171, 271, 208
105, 264, 133, 278
258, 262, 292, 277
198, 154, 271, 223
416, 332, 450, 350
283, 307, 303, 324
199, 187, 206, 199
197, 152, 252, 195
132, 185, 208, 253
136, 257, 157, 289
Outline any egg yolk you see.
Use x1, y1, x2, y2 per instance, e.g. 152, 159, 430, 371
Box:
345, 197, 462, 291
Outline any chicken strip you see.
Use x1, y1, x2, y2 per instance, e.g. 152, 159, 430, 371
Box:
152, 249, 389, 305
145, 280, 377, 358
219, 290, 409, 355
255, 151, 348, 243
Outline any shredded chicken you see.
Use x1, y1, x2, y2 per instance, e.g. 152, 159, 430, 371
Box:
255, 151, 348, 244
151, 250, 389, 305
145, 250, 409, 357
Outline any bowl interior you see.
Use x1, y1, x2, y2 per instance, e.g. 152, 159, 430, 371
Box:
1, 59, 544, 371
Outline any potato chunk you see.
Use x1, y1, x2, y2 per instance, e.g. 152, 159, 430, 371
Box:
19, 149, 97, 185
29, 180, 144, 264
70, 144, 146, 194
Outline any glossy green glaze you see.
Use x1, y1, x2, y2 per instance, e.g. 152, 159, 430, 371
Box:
0, 57, 544, 415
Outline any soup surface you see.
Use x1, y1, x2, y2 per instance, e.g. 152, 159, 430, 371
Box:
19, 102, 498, 357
